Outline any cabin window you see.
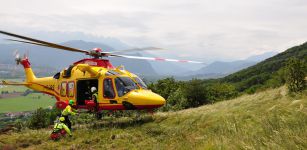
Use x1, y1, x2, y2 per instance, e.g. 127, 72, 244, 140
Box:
60, 82, 67, 97
103, 78, 115, 99
115, 77, 139, 97
67, 82, 75, 97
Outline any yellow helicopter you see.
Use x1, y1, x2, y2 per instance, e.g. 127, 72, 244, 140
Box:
0, 30, 203, 115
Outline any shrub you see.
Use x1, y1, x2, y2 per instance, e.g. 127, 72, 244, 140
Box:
27, 108, 49, 129
206, 83, 238, 101
148, 77, 180, 99
180, 79, 207, 108
285, 57, 306, 93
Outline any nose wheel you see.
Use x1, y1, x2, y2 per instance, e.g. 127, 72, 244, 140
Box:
122, 101, 136, 110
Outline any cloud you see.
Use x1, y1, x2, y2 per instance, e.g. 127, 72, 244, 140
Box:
0, 0, 307, 62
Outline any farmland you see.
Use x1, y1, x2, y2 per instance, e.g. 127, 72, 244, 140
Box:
0, 80, 56, 113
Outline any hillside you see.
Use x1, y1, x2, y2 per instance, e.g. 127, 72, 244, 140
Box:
0, 87, 306, 149
221, 42, 307, 92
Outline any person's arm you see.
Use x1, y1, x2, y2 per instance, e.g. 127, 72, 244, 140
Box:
68, 106, 76, 115
92, 94, 96, 101
62, 124, 72, 136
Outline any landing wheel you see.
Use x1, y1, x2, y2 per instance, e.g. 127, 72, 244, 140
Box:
122, 101, 135, 110
95, 112, 103, 120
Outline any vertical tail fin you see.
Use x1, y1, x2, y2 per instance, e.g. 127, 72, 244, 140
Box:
21, 58, 36, 82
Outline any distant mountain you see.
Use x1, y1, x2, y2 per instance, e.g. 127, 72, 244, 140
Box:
27, 31, 130, 50
186, 51, 278, 78
0, 40, 157, 76
192, 60, 257, 75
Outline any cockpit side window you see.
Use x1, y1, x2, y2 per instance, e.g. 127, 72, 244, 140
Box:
134, 77, 147, 89
115, 77, 138, 97
103, 78, 115, 99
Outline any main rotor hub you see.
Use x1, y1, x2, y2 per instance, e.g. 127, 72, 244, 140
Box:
88, 48, 104, 58
93, 48, 102, 53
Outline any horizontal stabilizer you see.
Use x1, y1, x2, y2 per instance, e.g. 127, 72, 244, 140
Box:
1, 80, 30, 86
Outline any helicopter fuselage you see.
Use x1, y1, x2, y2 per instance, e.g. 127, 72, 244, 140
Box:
20, 58, 165, 111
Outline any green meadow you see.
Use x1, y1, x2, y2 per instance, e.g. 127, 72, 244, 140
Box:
0, 93, 55, 113
0, 87, 306, 149
0, 81, 56, 113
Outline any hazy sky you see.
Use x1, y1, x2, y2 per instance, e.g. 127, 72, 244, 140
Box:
0, 0, 306, 62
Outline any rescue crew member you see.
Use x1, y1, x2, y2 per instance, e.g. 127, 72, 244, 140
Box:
53, 117, 72, 136
61, 100, 77, 130
91, 87, 98, 111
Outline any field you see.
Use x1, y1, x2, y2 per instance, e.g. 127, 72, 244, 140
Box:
0, 86, 306, 149
0, 80, 56, 113
0, 93, 55, 113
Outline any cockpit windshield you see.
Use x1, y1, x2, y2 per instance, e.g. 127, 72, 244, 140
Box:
115, 77, 139, 97
134, 77, 147, 89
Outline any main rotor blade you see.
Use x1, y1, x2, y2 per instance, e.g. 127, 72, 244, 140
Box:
110, 54, 204, 64
0, 30, 88, 54
110, 47, 164, 54
6, 39, 54, 48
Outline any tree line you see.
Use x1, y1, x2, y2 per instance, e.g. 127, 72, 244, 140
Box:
148, 57, 306, 111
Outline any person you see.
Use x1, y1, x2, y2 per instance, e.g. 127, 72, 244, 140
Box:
61, 100, 77, 130
84, 81, 92, 100
91, 87, 98, 111
52, 117, 72, 137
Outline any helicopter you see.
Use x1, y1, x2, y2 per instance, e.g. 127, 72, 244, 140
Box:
0, 30, 203, 116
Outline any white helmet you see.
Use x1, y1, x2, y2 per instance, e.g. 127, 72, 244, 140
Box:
91, 87, 97, 93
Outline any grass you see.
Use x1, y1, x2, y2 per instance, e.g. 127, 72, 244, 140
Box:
0, 86, 306, 149
0, 79, 28, 93
0, 81, 55, 113
0, 85, 28, 93
0, 93, 55, 113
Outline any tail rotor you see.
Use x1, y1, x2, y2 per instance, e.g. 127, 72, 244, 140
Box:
13, 50, 29, 65
13, 50, 22, 65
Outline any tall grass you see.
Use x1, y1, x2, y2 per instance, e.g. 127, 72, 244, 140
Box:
0, 87, 306, 149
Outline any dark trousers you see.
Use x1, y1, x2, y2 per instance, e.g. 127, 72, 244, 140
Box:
63, 115, 72, 130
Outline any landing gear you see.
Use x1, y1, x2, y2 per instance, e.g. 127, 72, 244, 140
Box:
122, 101, 135, 110
95, 111, 103, 119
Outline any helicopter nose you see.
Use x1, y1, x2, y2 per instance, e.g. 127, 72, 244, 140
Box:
125, 90, 166, 109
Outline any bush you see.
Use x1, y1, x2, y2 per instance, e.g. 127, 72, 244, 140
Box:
27, 107, 61, 129
148, 77, 180, 100
206, 83, 238, 101
285, 57, 306, 93
162, 87, 187, 111
27, 108, 49, 129
181, 79, 207, 108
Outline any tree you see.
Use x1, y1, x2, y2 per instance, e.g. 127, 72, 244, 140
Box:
206, 83, 237, 101
166, 87, 187, 111
181, 79, 207, 108
148, 77, 180, 99
28, 108, 49, 129
285, 57, 306, 93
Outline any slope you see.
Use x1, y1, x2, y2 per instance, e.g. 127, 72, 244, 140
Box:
221, 42, 307, 92
0, 87, 306, 149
